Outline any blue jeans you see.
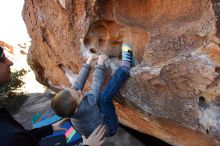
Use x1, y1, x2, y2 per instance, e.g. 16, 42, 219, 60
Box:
99, 66, 129, 137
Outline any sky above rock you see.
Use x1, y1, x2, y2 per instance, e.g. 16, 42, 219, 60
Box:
0, 0, 30, 46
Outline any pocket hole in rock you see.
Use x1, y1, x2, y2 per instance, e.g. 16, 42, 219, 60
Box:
198, 96, 208, 108
58, 64, 63, 69
90, 48, 97, 53
206, 129, 209, 134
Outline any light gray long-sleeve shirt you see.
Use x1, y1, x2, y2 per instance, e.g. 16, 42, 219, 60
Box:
70, 64, 105, 137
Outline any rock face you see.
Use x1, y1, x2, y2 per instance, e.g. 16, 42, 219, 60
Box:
23, 0, 220, 145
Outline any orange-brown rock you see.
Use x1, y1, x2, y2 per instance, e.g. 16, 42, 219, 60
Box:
23, 0, 220, 145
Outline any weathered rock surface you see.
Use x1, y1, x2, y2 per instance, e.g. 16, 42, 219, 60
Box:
23, 0, 220, 145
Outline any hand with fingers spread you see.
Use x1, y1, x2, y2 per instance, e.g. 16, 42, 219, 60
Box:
52, 118, 69, 132
82, 125, 106, 146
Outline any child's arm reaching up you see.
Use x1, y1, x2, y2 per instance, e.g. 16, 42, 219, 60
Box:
88, 54, 108, 99
72, 54, 98, 90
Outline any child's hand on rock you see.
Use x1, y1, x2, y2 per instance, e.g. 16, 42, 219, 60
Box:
98, 54, 109, 65
86, 53, 98, 65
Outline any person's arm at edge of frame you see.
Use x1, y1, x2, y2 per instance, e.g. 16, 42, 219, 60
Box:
82, 125, 106, 146
28, 118, 68, 143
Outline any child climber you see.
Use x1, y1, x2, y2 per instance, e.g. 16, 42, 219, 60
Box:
51, 43, 134, 137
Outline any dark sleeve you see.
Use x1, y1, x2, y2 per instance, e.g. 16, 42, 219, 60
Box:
72, 64, 91, 90
28, 125, 53, 142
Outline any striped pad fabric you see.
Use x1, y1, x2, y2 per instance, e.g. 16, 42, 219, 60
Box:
32, 108, 82, 145
65, 127, 77, 143
32, 108, 61, 128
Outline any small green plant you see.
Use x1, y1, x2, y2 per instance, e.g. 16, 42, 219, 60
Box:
0, 69, 28, 113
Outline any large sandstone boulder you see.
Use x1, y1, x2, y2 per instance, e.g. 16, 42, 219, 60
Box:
23, 0, 220, 145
